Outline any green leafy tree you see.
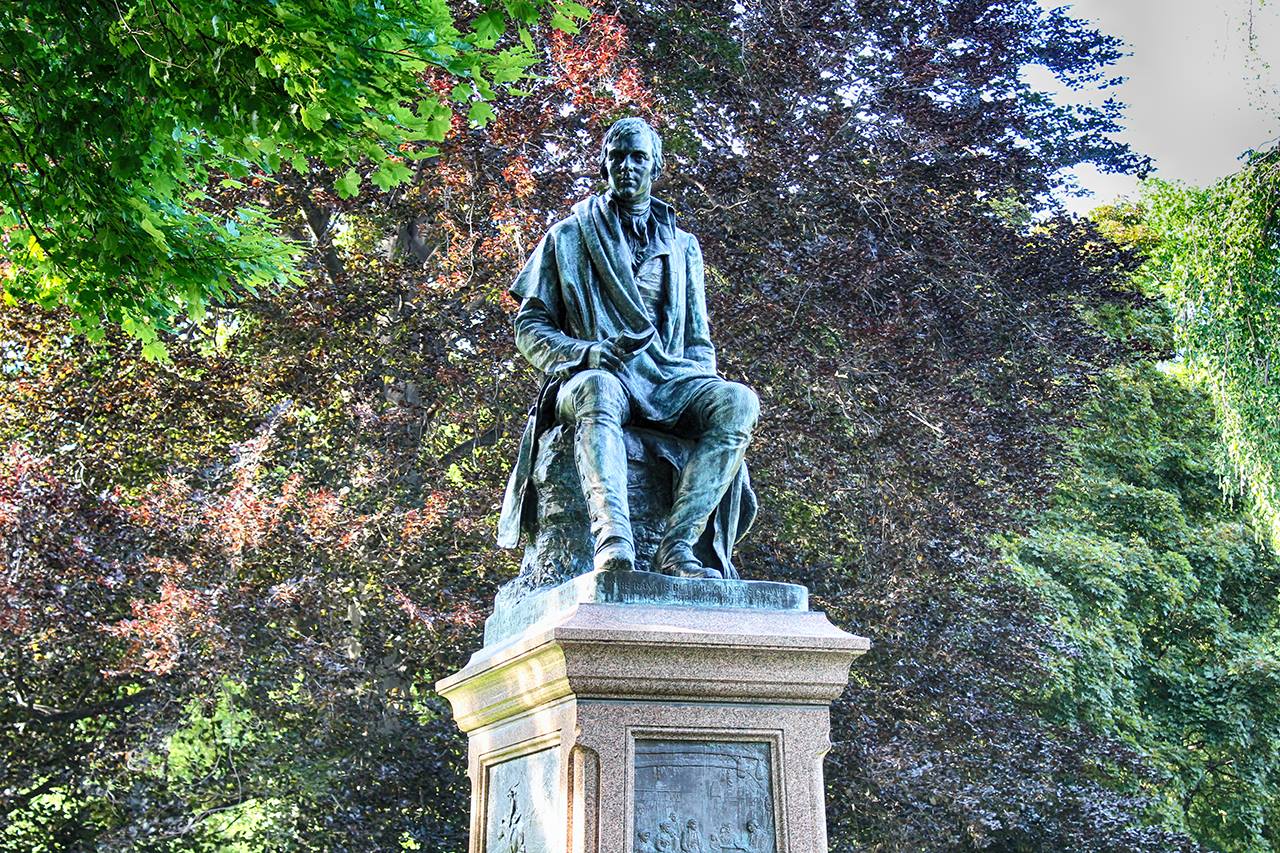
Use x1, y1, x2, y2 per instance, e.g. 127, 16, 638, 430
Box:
1136, 151, 1280, 547
0, 0, 585, 356
1002, 360, 1280, 851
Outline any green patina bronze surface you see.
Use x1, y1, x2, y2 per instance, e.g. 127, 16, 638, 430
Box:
483, 569, 808, 647
496, 117, 761, 586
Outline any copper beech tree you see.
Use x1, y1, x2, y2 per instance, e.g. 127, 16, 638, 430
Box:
0, 0, 1248, 850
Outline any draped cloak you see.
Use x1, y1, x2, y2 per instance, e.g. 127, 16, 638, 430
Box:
496, 194, 757, 577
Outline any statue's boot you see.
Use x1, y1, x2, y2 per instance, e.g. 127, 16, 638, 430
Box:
656, 432, 751, 580
657, 383, 758, 579
574, 415, 635, 573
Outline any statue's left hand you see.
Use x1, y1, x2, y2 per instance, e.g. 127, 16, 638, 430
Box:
586, 340, 625, 373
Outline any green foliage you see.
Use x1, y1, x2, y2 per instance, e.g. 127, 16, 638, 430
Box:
157, 682, 297, 851
165, 681, 255, 786
0, 3, 1213, 850
1002, 363, 1280, 851
1136, 153, 1280, 548
0, 0, 580, 355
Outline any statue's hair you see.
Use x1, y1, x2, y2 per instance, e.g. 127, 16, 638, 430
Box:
597, 117, 664, 180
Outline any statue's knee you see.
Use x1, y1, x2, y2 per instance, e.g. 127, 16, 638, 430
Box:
561, 370, 628, 422
701, 381, 758, 435
722, 382, 759, 430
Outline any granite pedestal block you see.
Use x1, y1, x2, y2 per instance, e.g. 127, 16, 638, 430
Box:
436, 570, 869, 853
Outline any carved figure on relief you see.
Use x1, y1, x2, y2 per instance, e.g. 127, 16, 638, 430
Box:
656, 821, 678, 852
495, 785, 527, 853
681, 818, 705, 852
710, 823, 739, 851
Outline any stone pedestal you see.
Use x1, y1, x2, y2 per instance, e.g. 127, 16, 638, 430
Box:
436, 571, 868, 853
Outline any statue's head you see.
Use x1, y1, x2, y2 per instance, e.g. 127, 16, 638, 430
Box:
598, 117, 664, 201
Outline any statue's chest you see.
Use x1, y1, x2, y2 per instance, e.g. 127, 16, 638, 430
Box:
634, 253, 666, 325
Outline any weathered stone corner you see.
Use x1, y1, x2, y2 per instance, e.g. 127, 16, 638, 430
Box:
437, 570, 869, 852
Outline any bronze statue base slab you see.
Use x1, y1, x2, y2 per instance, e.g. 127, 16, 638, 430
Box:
436, 571, 869, 852
483, 567, 808, 647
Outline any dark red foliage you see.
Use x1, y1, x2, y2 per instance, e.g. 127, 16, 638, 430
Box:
0, 2, 1203, 850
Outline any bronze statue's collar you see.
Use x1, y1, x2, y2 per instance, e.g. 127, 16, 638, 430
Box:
609, 191, 651, 221
605, 192, 676, 223
604, 194, 675, 268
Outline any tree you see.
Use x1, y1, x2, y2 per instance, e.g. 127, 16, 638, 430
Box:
1134, 152, 1280, 549
1001, 361, 1280, 851
0, 0, 586, 356
0, 420, 480, 850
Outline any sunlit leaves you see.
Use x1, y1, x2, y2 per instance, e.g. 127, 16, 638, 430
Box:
472, 10, 506, 47
1002, 364, 1280, 851
1137, 152, 1280, 548
335, 169, 362, 200
467, 101, 498, 126
0, 0, 581, 354
371, 160, 415, 192
550, 0, 591, 33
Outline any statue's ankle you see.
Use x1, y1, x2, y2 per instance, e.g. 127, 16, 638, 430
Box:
656, 540, 721, 580
594, 536, 635, 572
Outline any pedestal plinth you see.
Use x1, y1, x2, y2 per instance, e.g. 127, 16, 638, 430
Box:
436, 570, 869, 853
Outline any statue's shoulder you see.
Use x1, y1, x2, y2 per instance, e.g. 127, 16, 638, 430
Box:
653, 197, 699, 253
543, 196, 595, 243
545, 215, 578, 242
674, 225, 700, 259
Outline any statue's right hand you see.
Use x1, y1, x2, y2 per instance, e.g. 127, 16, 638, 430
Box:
586, 340, 625, 373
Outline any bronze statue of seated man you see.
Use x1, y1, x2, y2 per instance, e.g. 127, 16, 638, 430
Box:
497, 117, 758, 580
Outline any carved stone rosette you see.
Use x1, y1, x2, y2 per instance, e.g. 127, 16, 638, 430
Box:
436, 571, 869, 853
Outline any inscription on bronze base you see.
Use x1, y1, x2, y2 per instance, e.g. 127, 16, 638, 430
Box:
633, 741, 775, 852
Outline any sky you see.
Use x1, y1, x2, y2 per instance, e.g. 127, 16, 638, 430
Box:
1030, 0, 1280, 214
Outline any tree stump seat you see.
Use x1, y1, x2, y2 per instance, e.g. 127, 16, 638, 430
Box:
495, 423, 714, 605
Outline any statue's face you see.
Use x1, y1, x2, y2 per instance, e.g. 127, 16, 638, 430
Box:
604, 129, 656, 202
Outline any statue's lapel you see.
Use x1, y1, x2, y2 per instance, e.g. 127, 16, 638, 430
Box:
656, 200, 686, 352
574, 196, 653, 334
631, 208, 673, 270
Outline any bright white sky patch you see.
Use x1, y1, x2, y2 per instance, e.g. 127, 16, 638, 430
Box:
1032, 0, 1280, 214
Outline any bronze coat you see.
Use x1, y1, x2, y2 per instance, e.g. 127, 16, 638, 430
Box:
496, 195, 756, 576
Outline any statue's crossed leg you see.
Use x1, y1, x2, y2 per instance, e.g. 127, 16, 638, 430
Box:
557, 369, 758, 578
